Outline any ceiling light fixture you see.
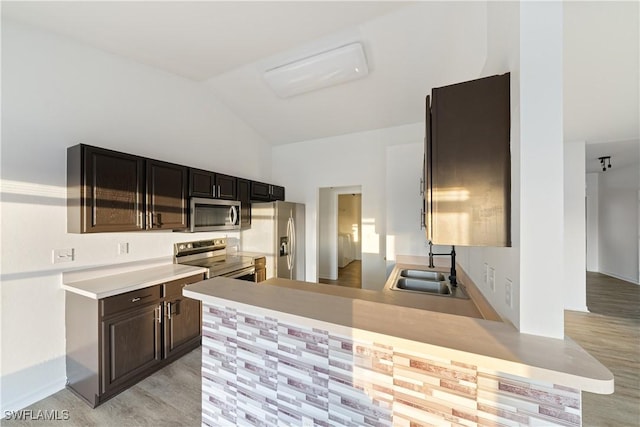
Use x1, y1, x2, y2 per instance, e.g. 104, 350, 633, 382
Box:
598, 156, 612, 172
263, 42, 369, 98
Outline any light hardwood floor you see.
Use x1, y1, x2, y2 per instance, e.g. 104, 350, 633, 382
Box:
318, 260, 362, 288
565, 272, 640, 427
2, 349, 202, 427
4, 272, 638, 426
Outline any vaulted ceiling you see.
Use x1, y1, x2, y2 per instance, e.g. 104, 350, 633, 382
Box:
3, 1, 639, 162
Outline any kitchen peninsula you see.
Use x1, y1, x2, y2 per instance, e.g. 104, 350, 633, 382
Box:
184, 266, 613, 427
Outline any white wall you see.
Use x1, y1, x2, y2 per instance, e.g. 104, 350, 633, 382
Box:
272, 124, 424, 290
586, 173, 600, 272
0, 21, 272, 411
517, 2, 565, 338
598, 164, 640, 284
564, 141, 587, 311
318, 188, 336, 280
386, 143, 431, 262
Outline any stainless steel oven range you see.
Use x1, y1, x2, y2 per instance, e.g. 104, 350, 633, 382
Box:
174, 238, 255, 281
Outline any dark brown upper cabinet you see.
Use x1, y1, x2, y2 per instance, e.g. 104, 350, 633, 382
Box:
237, 178, 251, 229
146, 160, 188, 230
215, 173, 237, 200
68, 144, 284, 233
250, 181, 285, 202
425, 73, 511, 247
270, 185, 285, 201
188, 168, 216, 198
67, 145, 145, 233
188, 169, 236, 200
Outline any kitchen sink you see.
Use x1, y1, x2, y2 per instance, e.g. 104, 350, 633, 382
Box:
395, 278, 450, 294
390, 269, 468, 299
400, 269, 446, 282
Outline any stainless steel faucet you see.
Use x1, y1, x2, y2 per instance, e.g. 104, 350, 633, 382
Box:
428, 241, 457, 286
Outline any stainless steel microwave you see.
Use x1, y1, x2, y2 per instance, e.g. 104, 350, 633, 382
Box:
189, 198, 241, 232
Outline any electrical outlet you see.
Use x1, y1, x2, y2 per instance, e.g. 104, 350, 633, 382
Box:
489, 267, 495, 291
118, 242, 130, 255
483, 263, 489, 285
53, 248, 75, 264
505, 279, 513, 307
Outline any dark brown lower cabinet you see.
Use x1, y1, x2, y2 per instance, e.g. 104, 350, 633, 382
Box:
101, 304, 162, 394
66, 273, 204, 407
255, 257, 267, 282
163, 277, 202, 359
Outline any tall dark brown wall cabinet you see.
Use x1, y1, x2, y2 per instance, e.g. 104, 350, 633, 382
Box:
67, 145, 145, 233
237, 178, 252, 229
425, 73, 511, 247
146, 160, 188, 230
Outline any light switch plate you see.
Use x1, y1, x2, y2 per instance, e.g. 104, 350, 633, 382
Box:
118, 242, 130, 255
489, 267, 495, 291
483, 263, 489, 285
53, 248, 75, 264
505, 279, 513, 307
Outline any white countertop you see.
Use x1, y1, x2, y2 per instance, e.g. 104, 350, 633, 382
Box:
184, 276, 614, 395
62, 264, 207, 299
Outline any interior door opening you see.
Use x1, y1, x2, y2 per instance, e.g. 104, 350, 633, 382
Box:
318, 186, 362, 288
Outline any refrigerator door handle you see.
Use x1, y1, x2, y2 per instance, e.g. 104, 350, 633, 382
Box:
286, 217, 293, 270
290, 216, 296, 271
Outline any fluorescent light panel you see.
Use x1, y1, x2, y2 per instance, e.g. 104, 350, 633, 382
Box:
263, 42, 369, 98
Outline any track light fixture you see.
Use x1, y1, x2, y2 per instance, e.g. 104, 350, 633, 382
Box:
598, 156, 612, 172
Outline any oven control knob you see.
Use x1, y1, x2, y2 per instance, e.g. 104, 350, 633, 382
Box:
178, 244, 185, 250
187, 243, 192, 248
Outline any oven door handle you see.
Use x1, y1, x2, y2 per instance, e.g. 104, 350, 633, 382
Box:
221, 266, 255, 279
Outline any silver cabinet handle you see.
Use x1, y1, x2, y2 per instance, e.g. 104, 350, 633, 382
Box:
167, 302, 172, 320
131, 297, 141, 303
155, 304, 162, 323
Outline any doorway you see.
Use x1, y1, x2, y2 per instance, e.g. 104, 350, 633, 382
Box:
318, 186, 362, 288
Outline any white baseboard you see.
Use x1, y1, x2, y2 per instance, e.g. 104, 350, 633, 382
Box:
1, 358, 66, 414
565, 305, 589, 313
599, 271, 639, 285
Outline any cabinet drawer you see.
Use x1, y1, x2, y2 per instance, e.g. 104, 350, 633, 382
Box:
163, 274, 204, 299
101, 286, 161, 318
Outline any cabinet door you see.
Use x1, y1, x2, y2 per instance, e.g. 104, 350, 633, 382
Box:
189, 168, 215, 198
255, 268, 267, 283
270, 185, 285, 201
146, 160, 188, 230
254, 257, 266, 282
215, 173, 237, 200
250, 181, 271, 202
164, 297, 202, 359
101, 303, 162, 393
75, 145, 145, 233
237, 178, 251, 229
430, 73, 510, 246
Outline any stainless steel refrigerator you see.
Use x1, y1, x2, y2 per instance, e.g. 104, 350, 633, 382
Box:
241, 201, 305, 281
